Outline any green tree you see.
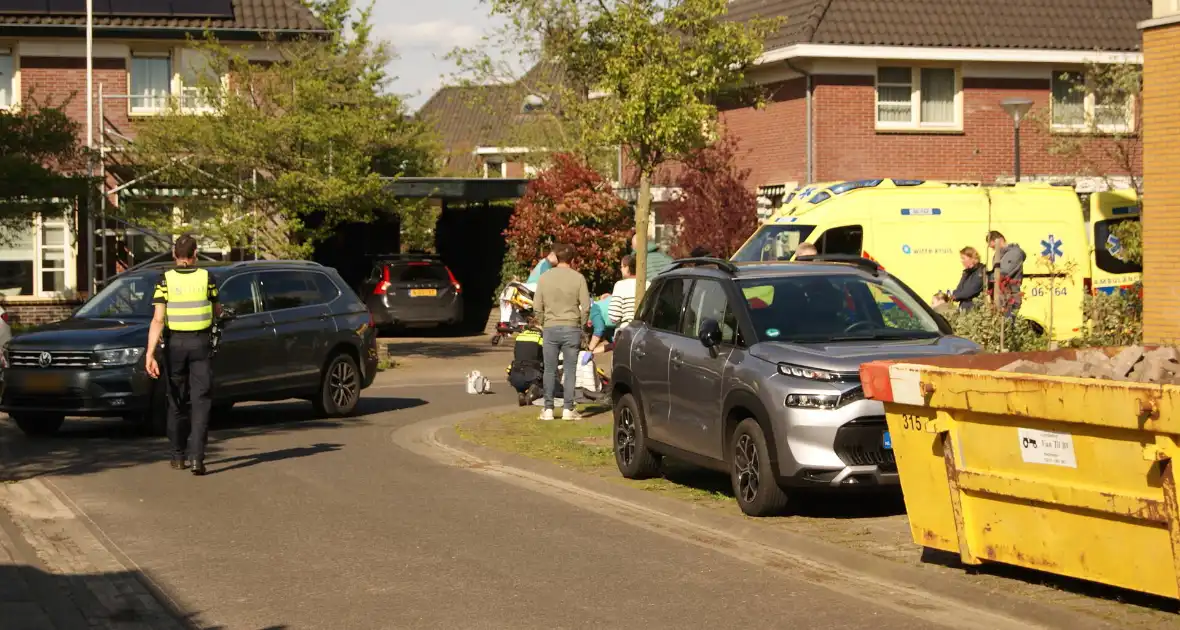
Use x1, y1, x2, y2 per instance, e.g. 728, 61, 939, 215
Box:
462, 0, 778, 303
1044, 61, 1141, 194
0, 100, 90, 238
127, 1, 437, 259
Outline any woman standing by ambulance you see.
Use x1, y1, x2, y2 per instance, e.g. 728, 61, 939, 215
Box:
951, 246, 986, 310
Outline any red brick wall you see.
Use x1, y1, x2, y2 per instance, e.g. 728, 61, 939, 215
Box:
20, 56, 132, 145
1143, 25, 1180, 343
1, 299, 79, 326
718, 78, 807, 188
809, 74, 1141, 184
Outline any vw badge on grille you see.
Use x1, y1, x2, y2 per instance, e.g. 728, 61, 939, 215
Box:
37, 351, 52, 368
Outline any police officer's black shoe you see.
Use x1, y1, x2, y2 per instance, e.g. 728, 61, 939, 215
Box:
191, 462, 206, 476
170, 455, 186, 470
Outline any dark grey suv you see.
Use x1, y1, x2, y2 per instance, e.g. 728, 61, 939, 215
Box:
0, 260, 379, 436
610, 256, 978, 516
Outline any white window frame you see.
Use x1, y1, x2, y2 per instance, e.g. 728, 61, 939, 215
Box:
874, 65, 963, 131
176, 48, 225, 114
1050, 69, 1135, 135
0, 214, 78, 299
483, 158, 506, 179
129, 50, 172, 115
0, 46, 16, 111
35, 216, 72, 298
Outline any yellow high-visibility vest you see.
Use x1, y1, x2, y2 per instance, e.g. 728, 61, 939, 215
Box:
164, 269, 213, 332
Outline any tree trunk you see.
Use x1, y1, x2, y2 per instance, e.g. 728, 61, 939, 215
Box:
633, 169, 653, 310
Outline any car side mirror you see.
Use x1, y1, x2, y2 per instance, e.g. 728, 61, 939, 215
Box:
699, 318, 723, 349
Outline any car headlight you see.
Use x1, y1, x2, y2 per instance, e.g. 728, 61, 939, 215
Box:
777, 363, 843, 382
785, 387, 865, 410
90, 347, 144, 368
785, 393, 840, 409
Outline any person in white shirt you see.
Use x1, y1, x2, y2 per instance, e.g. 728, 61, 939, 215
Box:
608, 255, 649, 329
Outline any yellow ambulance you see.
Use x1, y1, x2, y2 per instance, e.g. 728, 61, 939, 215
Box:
770, 178, 951, 221
732, 183, 1141, 341
1088, 189, 1142, 295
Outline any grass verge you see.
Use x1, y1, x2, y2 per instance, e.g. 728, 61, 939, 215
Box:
457, 407, 731, 505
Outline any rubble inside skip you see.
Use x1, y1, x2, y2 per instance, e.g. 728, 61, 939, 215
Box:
997, 347, 1180, 384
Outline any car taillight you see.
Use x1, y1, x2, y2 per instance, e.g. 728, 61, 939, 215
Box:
446, 267, 461, 294
373, 266, 391, 295
0, 312, 7, 324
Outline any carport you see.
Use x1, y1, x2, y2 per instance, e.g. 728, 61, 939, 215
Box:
315, 178, 528, 332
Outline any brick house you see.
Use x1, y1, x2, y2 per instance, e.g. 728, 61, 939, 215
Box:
715, 0, 1148, 209
417, 63, 569, 180
0, 0, 324, 324
1141, 0, 1180, 342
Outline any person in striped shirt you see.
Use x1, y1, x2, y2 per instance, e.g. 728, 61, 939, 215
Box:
608, 255, 648, 329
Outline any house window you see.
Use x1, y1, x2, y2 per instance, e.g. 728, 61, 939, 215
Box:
876, 66, 960, 130
130, 53, 171, 113
0, 215, 73, 297
0, 227, 34, 296
1051, 70, 1134, 133
40, 222, 66, 294
484, 159, 505, 179
0, 49, 13, 110
177, 48, 220, 112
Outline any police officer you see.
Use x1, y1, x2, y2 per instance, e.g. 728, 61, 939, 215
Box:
145, 234, 220, 476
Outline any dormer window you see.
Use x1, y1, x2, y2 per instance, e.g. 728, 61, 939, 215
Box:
522, 94, 546, 113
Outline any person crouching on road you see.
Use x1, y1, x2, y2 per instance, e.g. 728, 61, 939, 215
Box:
533, 242, 590, 421
145, 234, 221, 476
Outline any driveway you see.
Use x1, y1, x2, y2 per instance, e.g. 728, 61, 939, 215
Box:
0, 336, 1098, 629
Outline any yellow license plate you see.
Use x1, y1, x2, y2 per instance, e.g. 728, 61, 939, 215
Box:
410, 289, 438, 297
22, 372, 67, 393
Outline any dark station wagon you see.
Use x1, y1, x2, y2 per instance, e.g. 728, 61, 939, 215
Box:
0, 260, 379, 436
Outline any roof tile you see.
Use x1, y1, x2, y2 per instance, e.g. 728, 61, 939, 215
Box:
0, 0, 324, 32
728, 0, 1149, 52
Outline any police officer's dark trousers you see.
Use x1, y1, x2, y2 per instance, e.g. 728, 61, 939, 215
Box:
166, 330, 212, 464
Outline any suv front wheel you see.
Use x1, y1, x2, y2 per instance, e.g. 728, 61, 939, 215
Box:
613, 393, 660, 479
313, 353, 361, 417
731, 418, 789, 517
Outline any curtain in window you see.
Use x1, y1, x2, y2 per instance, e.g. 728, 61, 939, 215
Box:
920, 69, 956, 124
877, 67, 912, 123
131, 57, 171, 110
1052, 71, 1085, 127
0, 54, 12, 109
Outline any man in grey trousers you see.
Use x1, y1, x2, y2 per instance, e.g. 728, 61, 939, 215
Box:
533, 242, 590, 421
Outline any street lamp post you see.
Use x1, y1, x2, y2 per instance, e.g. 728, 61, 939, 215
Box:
1001, 98, 1034, 183
85, 0, 94, 294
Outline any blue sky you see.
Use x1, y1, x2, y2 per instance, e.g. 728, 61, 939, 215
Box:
371, 0, 502, 111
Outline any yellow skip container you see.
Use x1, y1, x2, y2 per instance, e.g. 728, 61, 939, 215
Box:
861, 349, 1180, 599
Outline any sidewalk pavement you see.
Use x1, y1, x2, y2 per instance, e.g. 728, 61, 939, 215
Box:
0, 503, 91, 630
0, 478, 188, 630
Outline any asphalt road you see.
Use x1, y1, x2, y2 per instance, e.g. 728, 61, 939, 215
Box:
0, 336, 959, 629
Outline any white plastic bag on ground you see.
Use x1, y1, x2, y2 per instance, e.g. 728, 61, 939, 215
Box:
466, 371, 492, 394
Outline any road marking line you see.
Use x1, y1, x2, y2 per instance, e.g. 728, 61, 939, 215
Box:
392, 414, 1051, 630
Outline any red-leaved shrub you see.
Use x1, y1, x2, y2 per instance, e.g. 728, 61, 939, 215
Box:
664, 134, 758, 258
503, 153, 632, 293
